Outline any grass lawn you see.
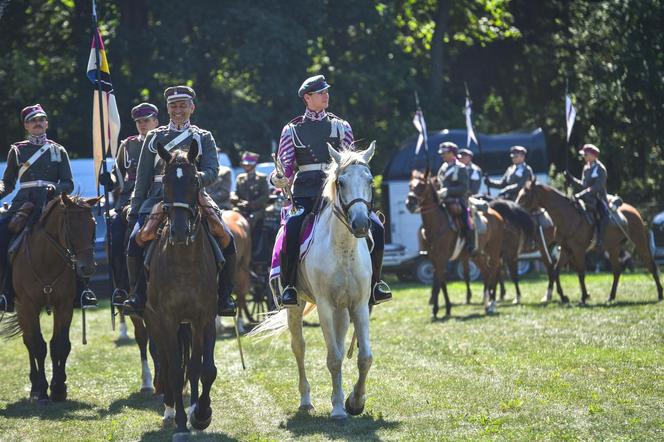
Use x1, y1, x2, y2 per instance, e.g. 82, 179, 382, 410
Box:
0, 272, 662, 441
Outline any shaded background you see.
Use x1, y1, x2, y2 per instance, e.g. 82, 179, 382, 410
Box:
1, 0, 662, 213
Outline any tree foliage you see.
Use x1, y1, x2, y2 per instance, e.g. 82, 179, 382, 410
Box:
0, 0, 662, 210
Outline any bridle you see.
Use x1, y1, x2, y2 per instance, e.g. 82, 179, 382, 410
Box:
331, 162, 373, 236
27, 202, 95, 295
161, 162, 201, 246
407, 177, 439, 214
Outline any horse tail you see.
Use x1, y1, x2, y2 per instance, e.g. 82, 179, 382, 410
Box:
0, 313, 23, 339
247, 302, 317, 339
489, 199, 536, 239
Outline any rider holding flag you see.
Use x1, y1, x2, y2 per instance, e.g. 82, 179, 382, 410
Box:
271, 75, 392, 308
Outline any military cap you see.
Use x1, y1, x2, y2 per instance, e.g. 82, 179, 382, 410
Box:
510, 145, 528, 156
298, 75, 330, 98
131, 102, 158, 121
241, 151, 260, 166
579, 144, 600, 155
438, 141, 459, 155
164, 85, 196, 103
458, 148, 474, 157
21, 104, 47, 123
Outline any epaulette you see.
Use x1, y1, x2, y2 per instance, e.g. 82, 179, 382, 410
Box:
46, 139, 65, 150
288, 115, 305, 125
190, 125, 210, 135
11, 140, 30, 149
123, 135, 139, 142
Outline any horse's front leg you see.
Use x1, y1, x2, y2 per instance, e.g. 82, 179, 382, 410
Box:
346, 303, 372, 416
49, 304, 74, 402
552, 247, 570, 304
317, 302, 347, 420
288, 304, 313, 411
18, 304, 49, 402
190, 319, 216, 431
131, 316, 153, 394
462, 256, 472, 304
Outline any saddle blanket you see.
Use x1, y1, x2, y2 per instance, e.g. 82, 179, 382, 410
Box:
269, 212, 318, 280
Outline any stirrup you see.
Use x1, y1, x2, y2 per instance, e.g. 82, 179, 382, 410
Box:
370, 281, 393, 305
80, 288, 98, 310
122, 297, 145, 317
281, 285, 299, 308
112, 288, 129, 307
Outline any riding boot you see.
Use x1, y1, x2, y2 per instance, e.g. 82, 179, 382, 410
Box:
280, 248, 299, 307
0, 265, 14, 314
369, 247, 392, 305
596, 213, 609, 249
217, 253, 237, 317
122, 255, 147, 316
465, 227, 477, 256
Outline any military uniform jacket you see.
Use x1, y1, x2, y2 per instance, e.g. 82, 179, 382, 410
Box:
488, 163, 533, 200
275, 110, 353, 199
206, 166, 232, 210
128, 124, 220, 220
112, 135, 143, 209
437, 159, 470, 199
0, 139, 74, 215
467, 162, 483, 195
571, 160, 608, 204
236, 171, 269, 211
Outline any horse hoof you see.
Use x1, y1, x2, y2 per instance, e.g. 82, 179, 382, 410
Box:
298, 404, 315, 413
345, 397, 365, 416
560, 296, 570, 304
331, 415, 348, 424
50, 385, 67, 402
140, 387, 155, 396
172, 432, 190, 442
190, 405, 212, 431
512, 297, 521, 305
37, 398, 50, 406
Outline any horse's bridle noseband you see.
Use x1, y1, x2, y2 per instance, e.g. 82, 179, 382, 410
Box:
332, 163, 373, 236
161, 165, 201, 246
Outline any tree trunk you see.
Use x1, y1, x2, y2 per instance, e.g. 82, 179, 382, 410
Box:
429, 0, 450, 101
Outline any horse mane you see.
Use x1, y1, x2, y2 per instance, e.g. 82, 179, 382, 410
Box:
322, 149, 369, 203
489, 198, 536, 238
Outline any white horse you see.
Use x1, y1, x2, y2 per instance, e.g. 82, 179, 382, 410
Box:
250, 143, 376, 420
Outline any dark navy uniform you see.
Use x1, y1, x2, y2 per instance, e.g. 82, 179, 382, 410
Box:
273, 75, 391, 307
0, 104, 75, 312
486, 145, 533, 200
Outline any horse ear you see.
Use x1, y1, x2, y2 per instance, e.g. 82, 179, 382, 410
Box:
85, 196, 102, 207
156, 142, 172, 163
327, 143, 342, 164
187, 139, 199, 163
361, 141, 376, 163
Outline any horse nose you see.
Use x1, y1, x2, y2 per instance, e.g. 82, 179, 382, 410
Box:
351, 218, 369, 237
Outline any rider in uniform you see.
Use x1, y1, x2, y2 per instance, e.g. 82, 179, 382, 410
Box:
233, 152, 269, 257
457, 148, 482, 196
436, 142, 475, 255
484, 145, 533, 200
564, 144, 609, 247
0, 105, 95, 312
121, 86, 236, 317
271, 75, 392, 307
207, 161, 233, 210
99, 103, 159, 304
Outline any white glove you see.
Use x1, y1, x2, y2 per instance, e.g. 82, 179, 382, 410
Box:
437, 188, 448, 200
272, 174, 290, 189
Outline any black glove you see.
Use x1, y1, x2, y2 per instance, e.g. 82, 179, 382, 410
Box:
99, 172, 115, 189
483, 174, 491, 188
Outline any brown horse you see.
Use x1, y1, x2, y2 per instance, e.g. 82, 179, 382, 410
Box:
221, 210, 252, 328
1, 194, 99, 402
516, 181, 663, 304
145, 142, 220, 437
406, 170, 504, 317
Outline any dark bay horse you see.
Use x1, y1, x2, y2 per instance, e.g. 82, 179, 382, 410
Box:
144, 141, 219, 437
406, 170, 504, 317
1, 194, 99, 402
516, 181, 663, 304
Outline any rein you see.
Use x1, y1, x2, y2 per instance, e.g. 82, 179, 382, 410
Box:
161, 162, 201, 246
26, 203, 92, 295
332, 163, 373, 236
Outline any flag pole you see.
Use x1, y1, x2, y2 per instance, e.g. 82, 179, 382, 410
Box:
465, 82, 488, 196
91, 0, 117, 330
565, 79, 570, 174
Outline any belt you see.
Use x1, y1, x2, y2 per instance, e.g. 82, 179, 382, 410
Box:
19, 180, 56, 189
299, 164, 326, 172
154, 175, 163, 183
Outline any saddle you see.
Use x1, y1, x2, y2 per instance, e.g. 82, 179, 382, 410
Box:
441, 198, 467, 232
136, 191, 233, 248
574, 194, 627, 227
468, 197, 488, 235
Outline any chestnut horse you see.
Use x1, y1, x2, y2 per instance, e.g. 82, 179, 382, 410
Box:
516, 181, 663, 304
221, 209, 251, 329
406, 170, 504, 317
1, 194, 99, 402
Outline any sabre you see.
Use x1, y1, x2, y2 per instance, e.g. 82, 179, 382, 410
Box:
271, 153, 297, 215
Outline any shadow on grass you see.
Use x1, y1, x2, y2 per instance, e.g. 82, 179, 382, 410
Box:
140, 428, 239, 442
1, 398, 103, 421
586, 299, 663, 308
106, 391, 162, 415
282, 409, 399, 440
